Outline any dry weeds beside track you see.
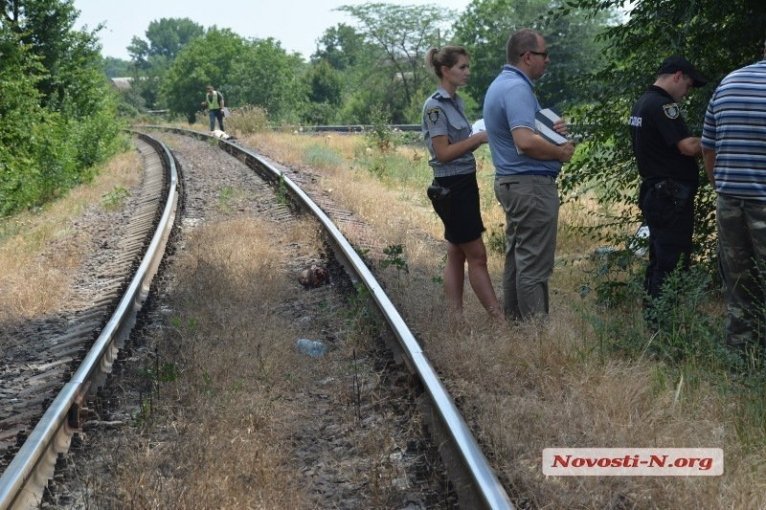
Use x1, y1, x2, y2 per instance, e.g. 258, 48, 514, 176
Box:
3, 130, 513, 509
29, 132, 457, 509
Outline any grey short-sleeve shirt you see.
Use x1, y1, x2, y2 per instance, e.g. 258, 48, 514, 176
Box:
422, 87, 476, 177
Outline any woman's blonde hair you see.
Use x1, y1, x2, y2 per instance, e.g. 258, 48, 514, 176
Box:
425, 46, 469, 78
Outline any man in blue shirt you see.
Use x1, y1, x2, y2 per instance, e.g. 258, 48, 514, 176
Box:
484, 28, 575, 321
702, 41, 766, 351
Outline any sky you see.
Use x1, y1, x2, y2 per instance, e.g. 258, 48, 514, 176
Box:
72, 0, 473, 61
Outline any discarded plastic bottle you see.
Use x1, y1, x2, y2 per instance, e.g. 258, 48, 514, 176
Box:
296, 338, 327, 358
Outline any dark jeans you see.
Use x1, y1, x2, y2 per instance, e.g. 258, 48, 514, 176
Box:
639, 179, 695, 302
209, 109, 224, 131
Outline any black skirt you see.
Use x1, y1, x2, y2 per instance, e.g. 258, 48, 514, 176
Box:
432, 172, 485, 244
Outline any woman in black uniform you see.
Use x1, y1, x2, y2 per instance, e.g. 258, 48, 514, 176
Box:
422, 46, 503, 322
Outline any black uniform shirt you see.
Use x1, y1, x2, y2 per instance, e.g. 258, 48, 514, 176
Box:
629, 85, 699, 185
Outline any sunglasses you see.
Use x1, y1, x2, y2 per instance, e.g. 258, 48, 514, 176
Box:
522, 50, 549, 58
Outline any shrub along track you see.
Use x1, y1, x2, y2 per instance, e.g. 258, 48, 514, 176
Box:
35, 132, 461, 509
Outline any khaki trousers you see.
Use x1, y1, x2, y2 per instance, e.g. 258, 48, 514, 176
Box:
494, 174, 559, 320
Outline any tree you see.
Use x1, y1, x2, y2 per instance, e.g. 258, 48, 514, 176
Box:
160, 28, 247, 122
127, 18, 204, 109
306, 60, 343, 106
103, 56, 131, 77
3, 0, 106, 110
307, 23, 375, 124
311, 23, 368, 71
454, 0, 616, 110
0, 24, 47, 214
128, 17, 204, 65
228, 38, 307, 122
337, 2, 454, 122
562, 0, 766, 258
302, 59, 343, 124
1, 0, 122, 216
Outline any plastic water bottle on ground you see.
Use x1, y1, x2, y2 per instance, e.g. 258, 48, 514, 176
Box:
296, 338, 327, 358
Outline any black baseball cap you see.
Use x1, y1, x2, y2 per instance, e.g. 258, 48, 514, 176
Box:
657, 55, 708, 87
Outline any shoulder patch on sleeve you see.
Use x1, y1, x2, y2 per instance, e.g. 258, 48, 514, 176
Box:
426, 107, 441, 125
662, 103, 680, 119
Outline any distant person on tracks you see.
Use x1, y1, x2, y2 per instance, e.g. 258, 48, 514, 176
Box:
202, 85, 225, 132
701, 41, 766, 352
483, 28, 574, 322
422, 45, 504, 323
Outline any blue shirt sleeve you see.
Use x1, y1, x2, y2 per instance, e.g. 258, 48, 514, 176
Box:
505, 82, 537, 131
701, 97, 717, 150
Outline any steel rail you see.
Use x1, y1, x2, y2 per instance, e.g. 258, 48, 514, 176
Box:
0, 133, 178, 510
149, 126, 515, 510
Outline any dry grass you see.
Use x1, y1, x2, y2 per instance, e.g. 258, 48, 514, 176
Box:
242, 131, 766, 509
23, 128, 753, 507
0, 130, 454, 508
96, 218, 313, 509
89, 210, 437, 508
0, 150, 142, 321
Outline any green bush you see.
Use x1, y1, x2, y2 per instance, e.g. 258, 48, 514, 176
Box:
0, 14, 124, 218
69, 98, 125, 169
353, 142, 430, 187
644, 268, 727, 366
578, 250, 732, 371
102, 186, 131, 210
0, 98, 124, 218
364, 106, 395, 152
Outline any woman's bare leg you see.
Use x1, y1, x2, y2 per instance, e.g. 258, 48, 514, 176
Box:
461, 238, 504, 321
444, 242, 466, 317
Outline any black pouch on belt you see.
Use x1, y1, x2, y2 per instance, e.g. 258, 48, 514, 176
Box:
427, 180, 451, 220
655, 179, 692, 208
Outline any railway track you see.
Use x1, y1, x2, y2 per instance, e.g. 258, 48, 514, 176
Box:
0, 129, 514, 509
0, 134, 178, 509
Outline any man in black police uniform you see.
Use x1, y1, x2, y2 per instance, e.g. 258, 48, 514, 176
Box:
629, 55, 707, 315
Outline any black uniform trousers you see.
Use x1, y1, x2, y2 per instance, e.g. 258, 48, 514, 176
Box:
639, 179, 695, 302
